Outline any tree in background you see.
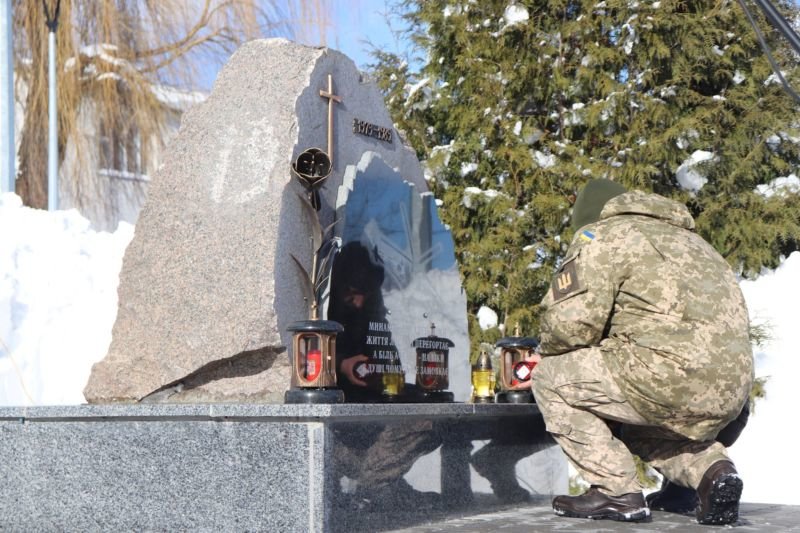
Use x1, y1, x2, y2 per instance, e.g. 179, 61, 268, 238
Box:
370, 0, 800, 353
12, 0, 332, 210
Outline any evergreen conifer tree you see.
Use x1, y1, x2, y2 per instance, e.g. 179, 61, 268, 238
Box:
370, 0, 800, 353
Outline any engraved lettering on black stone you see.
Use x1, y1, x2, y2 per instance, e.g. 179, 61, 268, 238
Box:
352, 118, 393, 143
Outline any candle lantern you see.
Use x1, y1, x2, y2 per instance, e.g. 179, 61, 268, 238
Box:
471, 350, 495, 403
284, 319, 345, 403
495, 325, 539, 404
381, 369, 406, 400
412, 323, 454, 403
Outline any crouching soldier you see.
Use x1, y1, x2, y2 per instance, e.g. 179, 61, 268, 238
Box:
524, 179, 753, 525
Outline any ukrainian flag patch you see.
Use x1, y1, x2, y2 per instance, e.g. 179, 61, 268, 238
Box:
580, 230, 595, 242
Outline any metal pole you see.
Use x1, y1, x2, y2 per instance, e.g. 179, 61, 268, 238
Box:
0, 0, 14, 194
752, 0, 800, 55
43, 0, 60, 211
47, 28, 57, 210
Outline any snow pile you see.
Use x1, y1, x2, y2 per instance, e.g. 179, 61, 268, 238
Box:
730, 251, 800, 505
477, 305, 498, 330
675, 150, 714, 192
502, 5, 529, 29
462, 186, 501, 208
460, 162, 478, 176
532, 150, 556, 168
0, 193, 134, 405
406, 77, 432, 110
151, 85, 207, 112
755, 174, 800, 198
621, 15, 638, 55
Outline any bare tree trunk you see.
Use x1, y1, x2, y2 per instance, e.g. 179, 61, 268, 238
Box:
15, 44, 49, 209
15, 0, 70, 210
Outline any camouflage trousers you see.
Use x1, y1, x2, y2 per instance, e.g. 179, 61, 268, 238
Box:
532, 347, 729, 496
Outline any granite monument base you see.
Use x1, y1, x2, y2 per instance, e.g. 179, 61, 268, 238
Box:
0, 403, 566, 532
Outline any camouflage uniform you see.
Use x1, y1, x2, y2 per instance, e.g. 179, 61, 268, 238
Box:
533, 190, 753, 496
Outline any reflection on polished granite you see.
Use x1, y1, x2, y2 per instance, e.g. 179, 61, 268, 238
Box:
0, 403, 566, 532
333, 152, 471, 401
328, 406, 564, 532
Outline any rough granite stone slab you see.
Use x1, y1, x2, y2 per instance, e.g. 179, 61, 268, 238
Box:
84, 38, 429, 404
1, 418, 325, 532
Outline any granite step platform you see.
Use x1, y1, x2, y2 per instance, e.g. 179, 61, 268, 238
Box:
0, 403, 566, 532
390, 501, 800, 532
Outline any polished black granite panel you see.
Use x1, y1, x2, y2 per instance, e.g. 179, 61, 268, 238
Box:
328, 408, 562, 532
331, 152, 471, 402
0, 403, 566, 532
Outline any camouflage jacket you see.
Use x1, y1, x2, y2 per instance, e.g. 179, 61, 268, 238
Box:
538, 191, 754, 441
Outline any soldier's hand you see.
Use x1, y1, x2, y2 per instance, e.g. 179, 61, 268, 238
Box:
508, 352, 542, 391
508, 380, 532, 391
341, 354, 369, 386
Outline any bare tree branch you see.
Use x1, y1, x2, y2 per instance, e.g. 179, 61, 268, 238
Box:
12, 0, 337, 212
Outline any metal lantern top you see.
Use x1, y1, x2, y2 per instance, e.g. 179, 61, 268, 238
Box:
473, 350, 493, 370
411, 323, 455, 351
495, 335, 539, 350
287, 319, 344, 334
495, 323, 539, 351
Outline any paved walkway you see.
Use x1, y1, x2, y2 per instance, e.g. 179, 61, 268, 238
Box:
390, 502, 800, 532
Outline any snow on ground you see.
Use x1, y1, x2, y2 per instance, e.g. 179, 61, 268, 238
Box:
0, 193, 133, 405
730, 251, 800, 505
0, 192, 798, 504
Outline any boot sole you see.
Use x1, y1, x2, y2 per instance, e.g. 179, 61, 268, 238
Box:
554, 506, 651, 522
697, 473, 743, 525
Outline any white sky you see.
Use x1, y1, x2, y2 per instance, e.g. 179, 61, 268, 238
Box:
1, 190, 797, 504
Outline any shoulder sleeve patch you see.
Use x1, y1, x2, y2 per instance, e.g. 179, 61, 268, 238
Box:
551, 256, 582, 302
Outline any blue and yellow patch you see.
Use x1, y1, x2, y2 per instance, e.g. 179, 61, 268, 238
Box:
579, 230, 595, 242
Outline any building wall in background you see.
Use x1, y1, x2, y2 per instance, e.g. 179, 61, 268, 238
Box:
14, 84, 202, 231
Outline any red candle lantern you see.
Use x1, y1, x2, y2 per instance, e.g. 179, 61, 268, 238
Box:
412, 323, 454, 403
495, 324, 539, 404
285, 319, 344, 404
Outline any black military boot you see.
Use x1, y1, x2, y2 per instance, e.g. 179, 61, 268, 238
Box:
552, 487, 651, 522
696, 460, 743, 525
646, 479, 698, 513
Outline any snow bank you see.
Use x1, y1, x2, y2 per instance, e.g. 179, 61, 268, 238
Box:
730, 251, 800, 505
0, 193, 133, 405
